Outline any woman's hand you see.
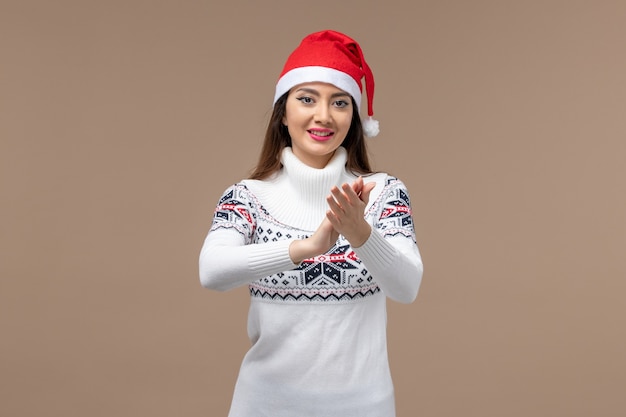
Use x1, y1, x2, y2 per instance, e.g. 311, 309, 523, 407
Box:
326, 176, 376, 248
289, 217, 339, 264
288, 177, 376, 263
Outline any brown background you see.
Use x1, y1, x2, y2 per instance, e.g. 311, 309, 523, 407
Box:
1, 1, 625, 416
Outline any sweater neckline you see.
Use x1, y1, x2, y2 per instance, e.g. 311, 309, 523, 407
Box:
280, 146, 348, 196
243, 146, 354, 231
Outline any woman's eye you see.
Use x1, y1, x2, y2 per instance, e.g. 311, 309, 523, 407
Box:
296, 96, 314, 104
334, 100, 349, 108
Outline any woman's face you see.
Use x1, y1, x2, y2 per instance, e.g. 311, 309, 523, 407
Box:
282, 82, 354, 168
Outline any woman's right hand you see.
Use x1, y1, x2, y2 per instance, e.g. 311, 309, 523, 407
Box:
288, 217, 339, 264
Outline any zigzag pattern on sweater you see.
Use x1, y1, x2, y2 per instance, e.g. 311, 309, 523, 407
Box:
249, 283, 381, 302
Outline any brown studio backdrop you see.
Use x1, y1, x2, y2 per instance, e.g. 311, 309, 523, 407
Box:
1, 1, 625, 416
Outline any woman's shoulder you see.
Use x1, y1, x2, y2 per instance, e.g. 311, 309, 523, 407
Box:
214, 182, 254, 205
239, 172, 283, 195
364, 171, 409, 194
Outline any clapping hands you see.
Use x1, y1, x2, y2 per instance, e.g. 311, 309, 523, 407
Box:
326, 176, 376, 248
289, 177, 375, 264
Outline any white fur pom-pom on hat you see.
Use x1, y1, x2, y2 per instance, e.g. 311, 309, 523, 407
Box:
362, 116, 380, 138
274, 30, 380, 138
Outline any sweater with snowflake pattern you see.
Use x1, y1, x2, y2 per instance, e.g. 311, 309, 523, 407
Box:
199, 146, 423, 417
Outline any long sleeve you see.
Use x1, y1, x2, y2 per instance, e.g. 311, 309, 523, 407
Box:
353, 177, 423, 303
199, 184, 298, 291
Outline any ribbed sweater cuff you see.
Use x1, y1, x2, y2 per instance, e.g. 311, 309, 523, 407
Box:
248, 240, 298, 278
352, 229, 397, 268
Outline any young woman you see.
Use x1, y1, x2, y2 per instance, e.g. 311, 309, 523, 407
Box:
199, 30, 423, 417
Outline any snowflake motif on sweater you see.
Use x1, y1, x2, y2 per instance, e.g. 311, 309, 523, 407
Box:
210, 176, 415, 303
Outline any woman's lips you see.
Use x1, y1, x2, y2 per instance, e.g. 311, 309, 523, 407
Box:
308, 129, 334, 141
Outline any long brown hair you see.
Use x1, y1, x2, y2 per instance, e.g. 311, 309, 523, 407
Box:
249, 93, 373, 180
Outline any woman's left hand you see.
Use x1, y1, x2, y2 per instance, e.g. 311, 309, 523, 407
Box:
326, 177, 376, 248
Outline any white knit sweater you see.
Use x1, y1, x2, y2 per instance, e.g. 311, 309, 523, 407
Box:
199, 147, 423, 417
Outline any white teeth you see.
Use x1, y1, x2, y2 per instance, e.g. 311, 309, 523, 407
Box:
312, 131, 332, 136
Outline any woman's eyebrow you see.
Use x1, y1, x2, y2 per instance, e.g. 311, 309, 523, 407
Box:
295, 87, 320, 96
295, 87, 350, 98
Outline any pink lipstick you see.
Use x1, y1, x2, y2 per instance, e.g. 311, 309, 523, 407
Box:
308, 128, 334, 141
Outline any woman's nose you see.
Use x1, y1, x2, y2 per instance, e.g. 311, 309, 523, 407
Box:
314, 105, 332, 124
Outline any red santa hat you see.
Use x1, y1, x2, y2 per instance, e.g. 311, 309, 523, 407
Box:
273, 30, 380, 137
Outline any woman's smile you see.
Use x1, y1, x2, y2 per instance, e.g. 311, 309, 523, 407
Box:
308, 128, 335, 141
